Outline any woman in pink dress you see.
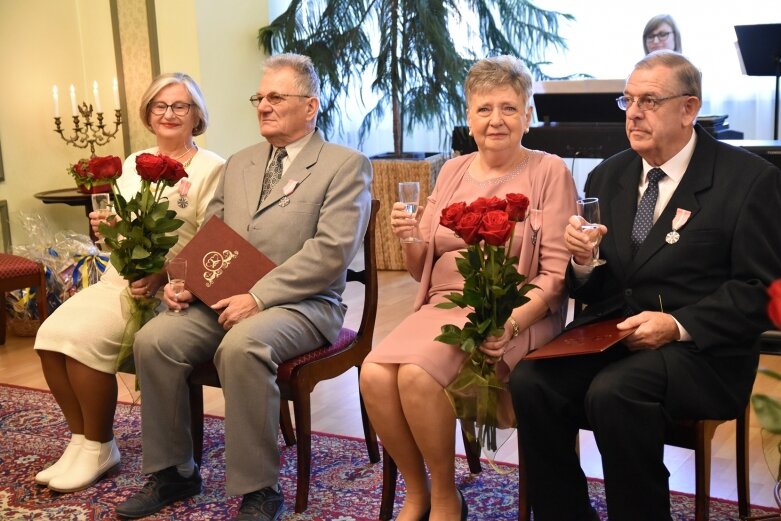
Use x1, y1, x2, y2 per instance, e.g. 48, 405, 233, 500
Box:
361, 55, 578, 521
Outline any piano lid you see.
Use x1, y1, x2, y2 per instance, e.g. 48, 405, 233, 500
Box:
533, 79, 626, 125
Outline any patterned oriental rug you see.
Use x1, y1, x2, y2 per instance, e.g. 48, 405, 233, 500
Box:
1, 383, 779, 521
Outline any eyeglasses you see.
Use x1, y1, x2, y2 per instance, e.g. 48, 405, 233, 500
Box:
149, 101, 192, 116
616, 94, 691, 111
645, 31, 673, 43
249, 92, 311, 107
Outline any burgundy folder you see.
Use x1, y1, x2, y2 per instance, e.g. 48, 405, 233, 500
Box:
173, 216, 276, 308
525, 318, 634, 359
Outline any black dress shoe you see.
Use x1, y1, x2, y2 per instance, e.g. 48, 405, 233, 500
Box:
235, 486, 285, 521
116, 465, 202, 518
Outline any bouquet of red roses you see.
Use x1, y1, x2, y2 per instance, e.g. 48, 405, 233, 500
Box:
99, 152, 188, 372
435, 194, 536, 452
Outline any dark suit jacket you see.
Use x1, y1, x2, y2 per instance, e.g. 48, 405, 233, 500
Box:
568, 125, 781, 363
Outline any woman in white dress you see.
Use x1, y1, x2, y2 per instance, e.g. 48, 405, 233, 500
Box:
33, 73, 225, 493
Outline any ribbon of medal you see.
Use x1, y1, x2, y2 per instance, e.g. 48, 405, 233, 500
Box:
279, 179, 299, 207
177, 179, 191, 209
666, 208, 691, 244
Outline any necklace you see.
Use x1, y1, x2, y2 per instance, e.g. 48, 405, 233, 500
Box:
171, 143, 194, 161
467, 151, 533, 187
182, 145, 199, 168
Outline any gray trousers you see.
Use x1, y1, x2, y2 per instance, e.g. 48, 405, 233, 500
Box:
133, 301, 325, 496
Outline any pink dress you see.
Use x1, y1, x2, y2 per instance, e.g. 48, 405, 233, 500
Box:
364, 150, 577, 387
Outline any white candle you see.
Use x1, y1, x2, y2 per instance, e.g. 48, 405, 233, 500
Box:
69, 84, 77, 115
112, 78, 120, 109
93, 80, 102, 113
52, 85, 60, 118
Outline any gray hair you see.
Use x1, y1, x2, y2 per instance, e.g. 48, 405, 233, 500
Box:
139, 72, 209, 136
635, 50, 701, 100
643, 14, 682, 54
263, 53, 321, 99
465, 55, 533, 107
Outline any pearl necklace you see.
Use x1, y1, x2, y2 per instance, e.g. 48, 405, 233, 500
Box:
171, 143, 195, 161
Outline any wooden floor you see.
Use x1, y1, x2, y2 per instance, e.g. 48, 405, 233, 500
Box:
2, 270, 781, 510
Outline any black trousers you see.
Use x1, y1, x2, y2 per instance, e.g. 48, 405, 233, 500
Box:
509, 343, 756, 521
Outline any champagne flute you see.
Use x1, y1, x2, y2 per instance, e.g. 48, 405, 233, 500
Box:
398, 181, 422, 243
166, 258, 188, 315
91, 193, 113, 249
576, 197, 607, 266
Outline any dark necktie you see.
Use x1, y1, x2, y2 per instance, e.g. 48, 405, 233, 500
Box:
260, 147, 288, 204
631, 167, 665, 255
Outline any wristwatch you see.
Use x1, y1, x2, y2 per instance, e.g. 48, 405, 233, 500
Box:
508, 316, 520, 338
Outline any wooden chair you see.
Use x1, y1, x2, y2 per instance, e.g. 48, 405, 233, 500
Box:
0, 253, 47, 344
187, 199, 381, 514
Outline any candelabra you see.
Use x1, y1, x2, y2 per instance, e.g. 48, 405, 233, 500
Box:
53, 102, 122, 157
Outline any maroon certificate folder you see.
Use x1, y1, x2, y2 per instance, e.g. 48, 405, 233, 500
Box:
525, 318, 634, 359
173, 216, 276, 308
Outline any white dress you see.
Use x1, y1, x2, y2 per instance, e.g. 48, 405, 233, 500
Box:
33, 148, 224, 373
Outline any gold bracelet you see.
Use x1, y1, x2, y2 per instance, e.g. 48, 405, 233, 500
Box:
509, 316, 520, 338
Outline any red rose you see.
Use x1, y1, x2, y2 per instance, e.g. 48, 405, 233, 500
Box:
440, 202, 466, 231
506, 193, 530, 221
769, 279, 781, 329
454, 211, 483, 245
484, 196, 507, 212
88, 155, 122, 181
160, 156, 188, 185
480, 210, 513, 246
135, 153, 168, 182
467, 197, 489, 215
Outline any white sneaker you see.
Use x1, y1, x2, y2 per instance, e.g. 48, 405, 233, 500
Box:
47, 438, 120, 493
35, 434, 85, 485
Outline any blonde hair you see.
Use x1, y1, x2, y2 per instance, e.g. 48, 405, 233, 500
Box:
139, 72, 209, 136
465, 56, 533, 108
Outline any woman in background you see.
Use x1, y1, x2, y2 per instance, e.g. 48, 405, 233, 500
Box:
361, 56, 577, 521
33, 72, 224, 493
643, 14, 682, 54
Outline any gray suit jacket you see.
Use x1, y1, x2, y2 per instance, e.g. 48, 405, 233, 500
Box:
206, 130, 373, 343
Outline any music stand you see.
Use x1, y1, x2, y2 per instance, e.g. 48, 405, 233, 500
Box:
735, 23, 781, 139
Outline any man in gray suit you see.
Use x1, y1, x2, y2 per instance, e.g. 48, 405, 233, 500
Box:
116, 54, 373, 521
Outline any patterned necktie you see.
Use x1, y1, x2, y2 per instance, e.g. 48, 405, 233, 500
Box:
630, 167, 665, 255
260, 147, 288, 204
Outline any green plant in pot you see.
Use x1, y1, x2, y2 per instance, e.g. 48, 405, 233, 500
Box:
751, 280, 781, 507
258, 0, 574, 156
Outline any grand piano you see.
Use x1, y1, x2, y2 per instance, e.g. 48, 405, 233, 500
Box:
452, 79, 744, 159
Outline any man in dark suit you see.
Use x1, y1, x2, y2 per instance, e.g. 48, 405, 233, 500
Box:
116, 54, 372, 520
509, 51, 781, 521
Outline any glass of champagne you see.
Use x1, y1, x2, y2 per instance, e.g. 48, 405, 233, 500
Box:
91, 193, 113, 248
166, 258, 188, 315
398, 181, 422, 243
576, 197, 606, 266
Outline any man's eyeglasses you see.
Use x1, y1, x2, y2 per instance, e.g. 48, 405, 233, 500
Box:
616, 94, 691, 111
249, 92, 311, 107
645, 31, 673, 43
149, 102, 192, 116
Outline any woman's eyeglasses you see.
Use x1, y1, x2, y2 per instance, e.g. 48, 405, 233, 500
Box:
646, 31, 673, 43
149, 102, 192, 116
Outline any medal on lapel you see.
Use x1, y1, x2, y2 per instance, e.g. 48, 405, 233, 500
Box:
279, 179, 299, 208
666, 208, 691, 244
177, 179, 191, 209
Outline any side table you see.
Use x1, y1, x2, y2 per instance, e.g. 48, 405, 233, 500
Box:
34, 188, 99, 242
